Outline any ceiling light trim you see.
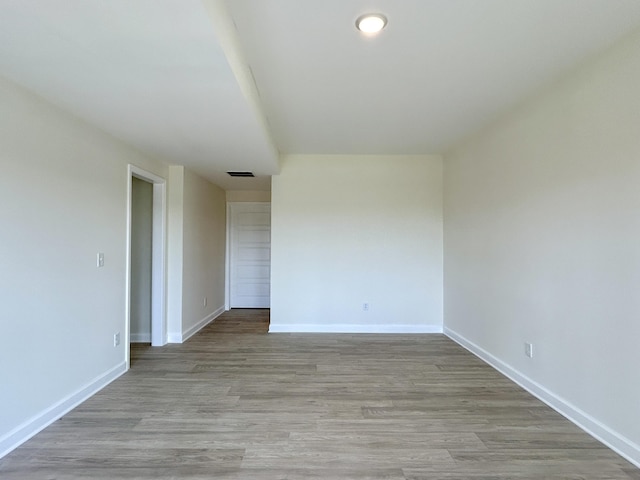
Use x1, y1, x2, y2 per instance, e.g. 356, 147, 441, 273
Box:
355, 13, 387, 34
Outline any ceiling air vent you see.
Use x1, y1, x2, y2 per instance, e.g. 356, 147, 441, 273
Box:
227, 171, 255, 177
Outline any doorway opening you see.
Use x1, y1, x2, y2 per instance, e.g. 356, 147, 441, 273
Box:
226, 202, 271, 310
130, 176, 153, 344
126, 165, 167, 369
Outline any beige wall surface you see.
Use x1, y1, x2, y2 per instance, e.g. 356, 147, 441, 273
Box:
226, 190, 271, 203
271, 154, 443, 332
181, 168, 226, 335
167, 166, 227, 342
444, 29, 640, 461
0, 76, 168, 446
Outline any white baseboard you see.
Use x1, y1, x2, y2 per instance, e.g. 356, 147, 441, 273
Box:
444, 327, 640, 469
0, 361, 127, 459
168, 305, 225, 343
269, 323, 443, 334
130, 333, 151, 343
167, 331, 182, 343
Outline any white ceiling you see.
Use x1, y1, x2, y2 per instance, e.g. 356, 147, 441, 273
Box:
0, 0, 278, 190
1, 1, 640, 189
228, 0, 640, 154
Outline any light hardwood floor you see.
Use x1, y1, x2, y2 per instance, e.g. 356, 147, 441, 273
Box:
1, 309, 638, 479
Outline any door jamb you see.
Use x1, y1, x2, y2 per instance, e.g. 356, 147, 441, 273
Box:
126, 165, 167, 369
225, 203, 232, 311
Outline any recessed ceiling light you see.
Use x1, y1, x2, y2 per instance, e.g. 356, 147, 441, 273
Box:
355, 14, 387, 34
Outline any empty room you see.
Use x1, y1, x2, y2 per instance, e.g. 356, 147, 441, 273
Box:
1, 0, 639, 478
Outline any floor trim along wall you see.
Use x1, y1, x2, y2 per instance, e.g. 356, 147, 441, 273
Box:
269, 324, 443, 334
444, 327, 640, 469
0, 361, 127, 459
168, 306, 225, 344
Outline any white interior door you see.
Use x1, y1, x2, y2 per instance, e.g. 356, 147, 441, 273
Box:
229, 203, 271, 308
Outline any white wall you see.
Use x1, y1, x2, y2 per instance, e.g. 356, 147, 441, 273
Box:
226, 190, 271, 203
130, 177, 153, 342
182, 168, 226, 337
271, 154, 443, 333
0, 76, 168, 455
444, 28, 640, 465
167, 166, 227, 342
167, 165, 185, 341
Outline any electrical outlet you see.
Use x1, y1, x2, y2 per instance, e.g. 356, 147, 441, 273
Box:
97, 252, 105, 268
203, 296, 207, 307
363, 303, 369, 311
524, 342, 533, 358
114, 332, 120, 347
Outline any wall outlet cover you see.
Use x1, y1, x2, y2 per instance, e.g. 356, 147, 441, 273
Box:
525, 342, 533, 358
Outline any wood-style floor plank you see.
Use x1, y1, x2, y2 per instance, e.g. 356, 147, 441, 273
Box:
0, 308, 637, 479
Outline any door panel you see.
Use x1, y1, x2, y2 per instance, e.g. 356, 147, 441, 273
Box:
230, 203, 271, 308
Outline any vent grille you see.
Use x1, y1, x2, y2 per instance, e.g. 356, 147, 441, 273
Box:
227, 171, 255, 177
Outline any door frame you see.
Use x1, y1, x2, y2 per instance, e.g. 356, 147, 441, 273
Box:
225, 202, 271, 310
126, 165, 167, 368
